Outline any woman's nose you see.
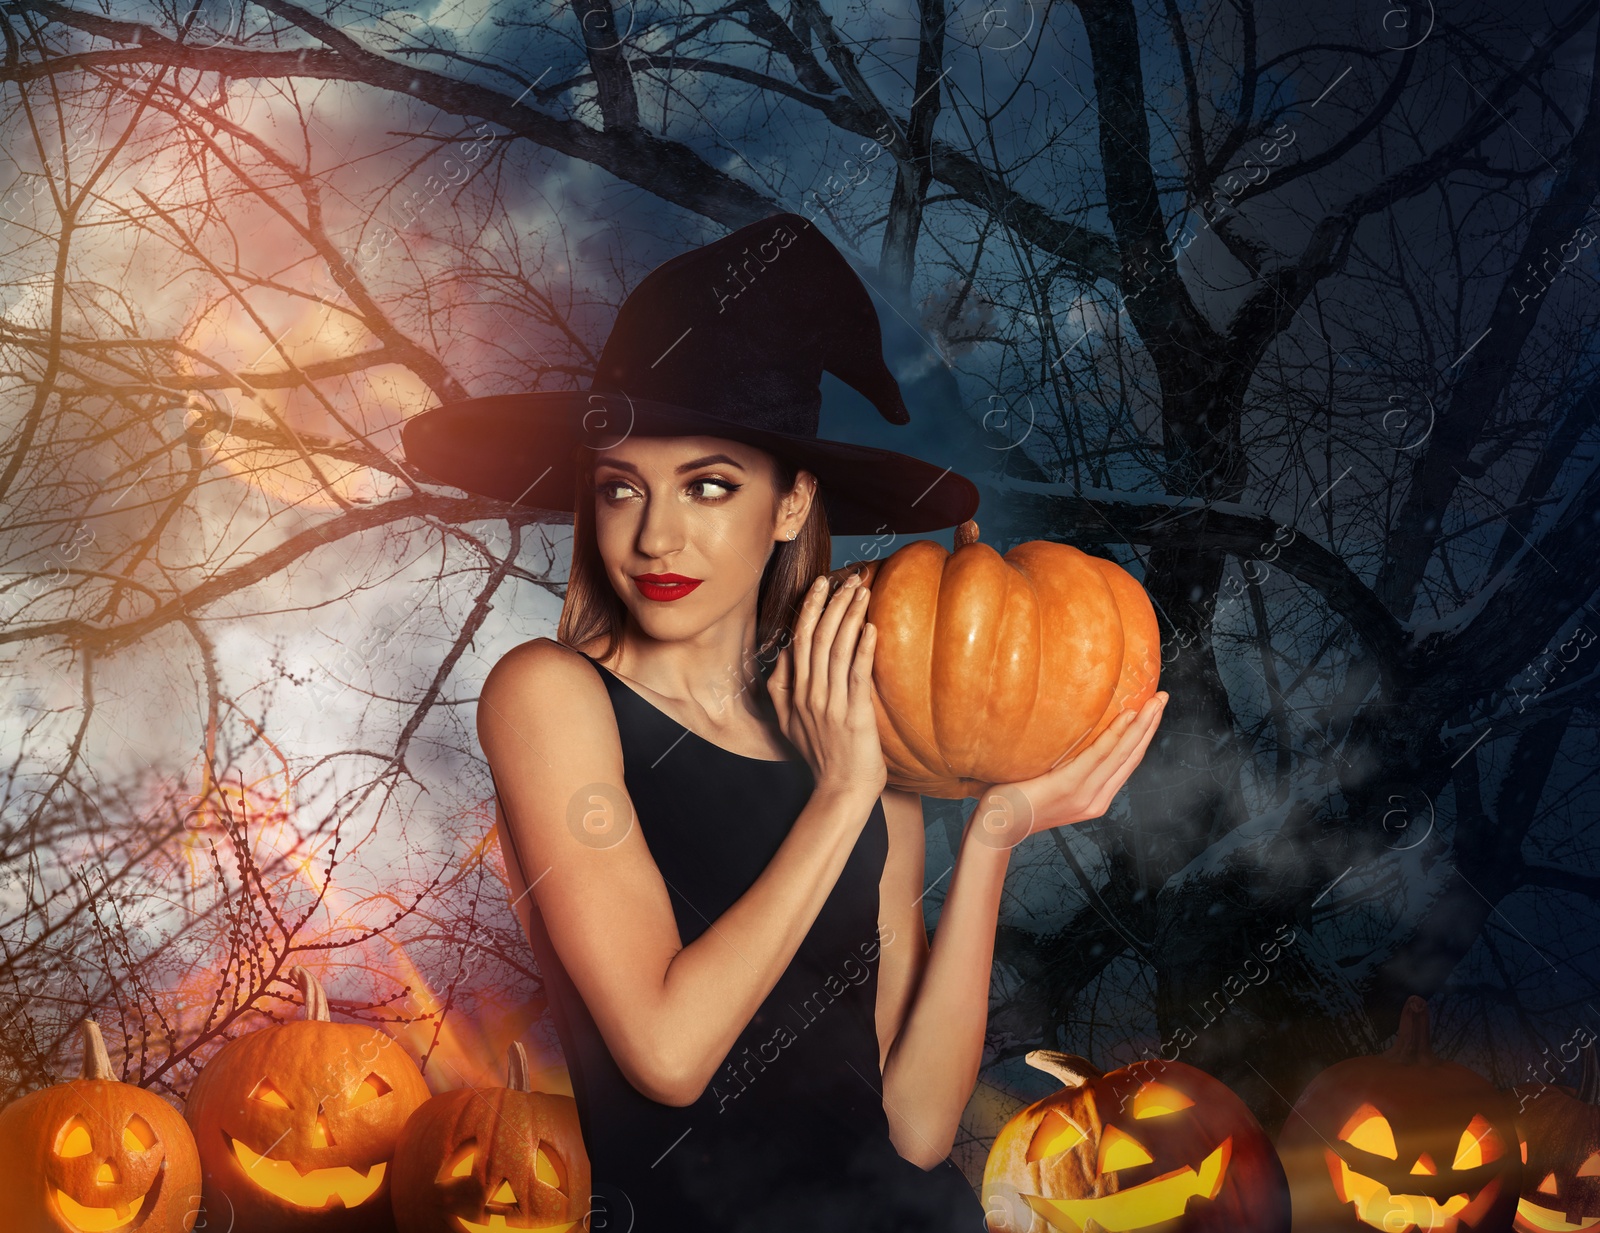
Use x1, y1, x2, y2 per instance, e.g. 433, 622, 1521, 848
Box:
635, 492, 687, 560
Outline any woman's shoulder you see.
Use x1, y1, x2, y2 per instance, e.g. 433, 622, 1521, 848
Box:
477, 637, 615, 746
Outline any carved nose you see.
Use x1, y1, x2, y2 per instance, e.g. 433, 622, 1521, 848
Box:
1099, 1125, 1153, 1173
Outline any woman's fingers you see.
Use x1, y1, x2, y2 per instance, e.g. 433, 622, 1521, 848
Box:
1075, 695, 1167, 813
828, 581, 870, 716
768, 643, 792, 729
810, 575, 859, 706
789, 575, 827, 709
849, 619, 877, 718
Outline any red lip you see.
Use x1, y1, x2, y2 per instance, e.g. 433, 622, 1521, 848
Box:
632, 573, 703, 602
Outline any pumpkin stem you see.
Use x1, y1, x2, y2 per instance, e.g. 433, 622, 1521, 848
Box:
507, 1041, 532, 1092
1579, 1042, 1600, 1105
1386, 995, 1434, 1064
1024, 1050, 1101, 1088
955, 519, 980, 548
80, 1020, 115, 1081
291, 965, 331, 1022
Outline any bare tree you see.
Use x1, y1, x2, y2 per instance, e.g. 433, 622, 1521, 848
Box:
1, 0, 1597, 1162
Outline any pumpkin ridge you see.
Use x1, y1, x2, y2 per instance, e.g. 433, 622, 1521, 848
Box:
877, 540, 951, 785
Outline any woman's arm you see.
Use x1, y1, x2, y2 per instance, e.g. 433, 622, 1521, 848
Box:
875, 787, 1010, 1168
479, 635, 880, 1108
876, 693, 1168, 1167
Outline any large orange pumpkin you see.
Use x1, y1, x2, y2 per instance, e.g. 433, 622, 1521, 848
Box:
184, 965, 432, 1232
838, 520, 1160, 798
981, 1049, 1289, 1232
390, 1042, 590, 1232
0, 1019, 203, 1233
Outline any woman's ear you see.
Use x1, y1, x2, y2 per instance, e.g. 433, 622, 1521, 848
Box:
778, 469, 818, 537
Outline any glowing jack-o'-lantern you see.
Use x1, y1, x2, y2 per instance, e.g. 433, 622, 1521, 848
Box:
981, 1049, 1289, 1232
0, 1019, 203, 1233
837, 519, 1160, 799
1279, 995, 1521, 1232
1511, 1043, 1600, 1232
184, 966, 431, 1231
390, 1042, 589, 1233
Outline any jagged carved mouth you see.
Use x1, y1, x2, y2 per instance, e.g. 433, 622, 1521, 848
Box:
1515, 1196, 1600, 1232
1328, 1151, 1494, 1232
1020, 1138, 1232, 1232
452, 1215, 585, 1233
228, 1133, 386, 1208
52, 1187, 146, 1231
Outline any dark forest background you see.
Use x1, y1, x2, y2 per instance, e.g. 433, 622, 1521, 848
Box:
1, 0, 1597, 1188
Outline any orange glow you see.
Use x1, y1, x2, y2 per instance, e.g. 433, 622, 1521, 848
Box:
1340, 1105, 1398, 1159
175, 296, 434, 509
228, 1133, 387, 1208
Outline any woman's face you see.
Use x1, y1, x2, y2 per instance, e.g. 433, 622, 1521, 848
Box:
589, 435, 815, 642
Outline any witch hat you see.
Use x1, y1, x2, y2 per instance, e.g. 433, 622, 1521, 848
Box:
400, 212, 978, 534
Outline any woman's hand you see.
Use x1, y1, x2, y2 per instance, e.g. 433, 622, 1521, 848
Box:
973, 691, 1168, 846
767, 571, 887, 804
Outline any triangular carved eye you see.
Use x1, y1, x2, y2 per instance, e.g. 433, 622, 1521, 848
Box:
1098, 1125, 1154, 1174
535, 1143, 566, 1192
438, 1141, 476, 1182
249, 1078, 291, 1108
1452, 1115, 1502, 1169
55, 1116, 93, 1157
1581, 1151, 1600, 1178
1131, 1082, 1194, 1119
123, 1114, 156, 1151
1338, 1104, 1396, 1159
1026, 1108, 1088, 1163
345, 1073, 391, 1109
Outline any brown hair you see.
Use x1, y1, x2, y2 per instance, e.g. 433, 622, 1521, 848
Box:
556, 439, 831, 675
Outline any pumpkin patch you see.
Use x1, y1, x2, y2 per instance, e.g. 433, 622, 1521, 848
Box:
981, 1049, 1288, 1232
0, 1019, 203, 1233
838, 519, 1160, 798
183, 965, 431, 1231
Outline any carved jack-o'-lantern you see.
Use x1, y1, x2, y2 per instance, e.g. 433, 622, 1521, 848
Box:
1511, 1042, 1600, 1233
982, 1049, 1289, 1232
184, 966, 432, 1231
390, 1042, 589, 1233
838, 519, 1160, 798
0, 1019, 203, 1233
1279, 996, 1521, 1232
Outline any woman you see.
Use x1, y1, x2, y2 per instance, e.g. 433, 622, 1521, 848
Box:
403, 213, 1166, 1231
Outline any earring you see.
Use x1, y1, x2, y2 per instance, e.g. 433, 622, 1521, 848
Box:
788, 529, 797, 540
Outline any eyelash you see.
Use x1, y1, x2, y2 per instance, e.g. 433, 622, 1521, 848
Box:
595, 475, 742, 502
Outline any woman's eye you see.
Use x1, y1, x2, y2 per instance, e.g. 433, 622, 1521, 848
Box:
595, 476, 739, 501
688, 476, 739, 499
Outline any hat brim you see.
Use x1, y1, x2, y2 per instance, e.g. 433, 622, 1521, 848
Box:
400, 392, 979, 535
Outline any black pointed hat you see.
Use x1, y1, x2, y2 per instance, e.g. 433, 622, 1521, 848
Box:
400, 212, 978, 534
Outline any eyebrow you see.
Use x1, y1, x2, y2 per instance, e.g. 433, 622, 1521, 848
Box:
594, 453, 748, 476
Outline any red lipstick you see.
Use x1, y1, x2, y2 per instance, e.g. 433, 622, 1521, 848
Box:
632, 573, 703, 602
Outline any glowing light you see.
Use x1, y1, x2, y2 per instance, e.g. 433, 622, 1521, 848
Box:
228, 1134, 386, 1208
1022, 1138, 1233, 1232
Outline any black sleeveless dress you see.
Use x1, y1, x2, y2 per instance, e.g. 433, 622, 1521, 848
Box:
491, 649, 987, 1233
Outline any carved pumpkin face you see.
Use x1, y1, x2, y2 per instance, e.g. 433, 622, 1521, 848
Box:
184, 966, 431, 1231
840, 519, 1160, 798
982, 1050, 1289, 1232
1279, 996, 1521, 1232
0, 1020, 202, 1233
1511, 1044, 1600, 1232
390, 1043, 590, 1233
